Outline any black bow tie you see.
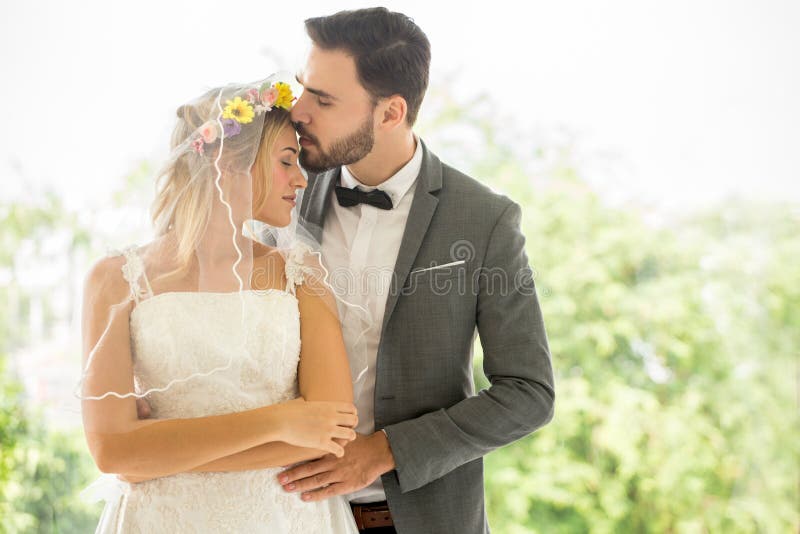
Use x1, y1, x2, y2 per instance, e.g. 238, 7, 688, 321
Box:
335, 185, 394, 210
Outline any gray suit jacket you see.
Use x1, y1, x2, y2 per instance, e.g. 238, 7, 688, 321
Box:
299, 140, 554, 534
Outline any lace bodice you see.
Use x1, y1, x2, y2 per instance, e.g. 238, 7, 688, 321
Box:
131, 289, 301, 418
111, 242, 314, 417
83, 244, 358, 533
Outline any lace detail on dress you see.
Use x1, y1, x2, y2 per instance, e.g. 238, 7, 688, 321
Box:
129, 291, 302, 418
284, 242, 318, 295
108, 245, 154, 304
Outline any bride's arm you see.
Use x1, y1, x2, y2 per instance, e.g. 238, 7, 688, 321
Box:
121, 441, 330, 482
145, 274, 356, 477
295, 269, 355, 404
81, 258, 356, 479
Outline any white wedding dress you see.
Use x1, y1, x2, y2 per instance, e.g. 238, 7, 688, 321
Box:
83, 245, 359, 533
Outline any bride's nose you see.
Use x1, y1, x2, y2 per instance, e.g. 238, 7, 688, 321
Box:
292, 169, 308, 190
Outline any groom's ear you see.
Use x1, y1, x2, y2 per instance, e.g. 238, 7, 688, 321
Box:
378, 95, 409, 130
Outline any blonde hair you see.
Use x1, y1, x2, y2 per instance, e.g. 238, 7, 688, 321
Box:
150, 89, 292, 280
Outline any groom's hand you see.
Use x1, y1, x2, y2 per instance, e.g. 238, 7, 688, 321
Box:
277, 431, 395, 502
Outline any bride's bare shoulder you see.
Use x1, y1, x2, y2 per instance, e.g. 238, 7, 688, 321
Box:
83, 251, 134, 308
253, 245, 287, 269
252, 245, 288, 291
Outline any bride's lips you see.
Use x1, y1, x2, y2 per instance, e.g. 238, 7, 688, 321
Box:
282, 195, 296, 207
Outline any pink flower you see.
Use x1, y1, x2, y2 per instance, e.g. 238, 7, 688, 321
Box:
199, 121, 219, 144
191, 138, 205, 155
260, 87, 278, 106
244, 88, 259, 103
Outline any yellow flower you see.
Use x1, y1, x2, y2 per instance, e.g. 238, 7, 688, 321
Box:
273, 82, 294, 110
222, 96, 255, 124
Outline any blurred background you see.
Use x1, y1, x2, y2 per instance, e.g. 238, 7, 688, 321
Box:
1, 0, 798, 532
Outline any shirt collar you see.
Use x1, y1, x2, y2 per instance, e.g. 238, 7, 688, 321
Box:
339, 135, 422, 207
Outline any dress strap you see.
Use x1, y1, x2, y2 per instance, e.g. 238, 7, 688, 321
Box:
109, 245, 154, 304
283, 242, 317, 296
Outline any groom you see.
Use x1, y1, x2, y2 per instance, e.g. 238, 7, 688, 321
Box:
280, 8, 555, 533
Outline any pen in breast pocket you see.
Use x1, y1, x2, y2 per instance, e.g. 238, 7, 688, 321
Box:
412, 260, 466, 274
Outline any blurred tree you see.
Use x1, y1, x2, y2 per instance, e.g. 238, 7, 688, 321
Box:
0, 197, 97, 533
418, 89, 800, 532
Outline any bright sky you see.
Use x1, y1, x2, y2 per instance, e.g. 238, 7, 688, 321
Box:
2, 0, 799, 212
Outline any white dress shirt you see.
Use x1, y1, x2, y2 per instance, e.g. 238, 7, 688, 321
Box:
320, 137, 423, 504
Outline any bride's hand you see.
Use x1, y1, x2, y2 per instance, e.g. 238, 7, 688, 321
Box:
274, 398, 358, 458
136, 397, 152, 419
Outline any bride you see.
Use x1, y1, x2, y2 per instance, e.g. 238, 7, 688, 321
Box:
78, 75, 363, 532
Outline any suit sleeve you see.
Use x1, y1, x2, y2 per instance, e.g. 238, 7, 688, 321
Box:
382, 200, 555, 492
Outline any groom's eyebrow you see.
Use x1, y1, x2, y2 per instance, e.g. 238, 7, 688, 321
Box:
295, 74, 339, 101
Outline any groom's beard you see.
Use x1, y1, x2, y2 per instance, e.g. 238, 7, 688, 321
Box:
297, 114, 374, 173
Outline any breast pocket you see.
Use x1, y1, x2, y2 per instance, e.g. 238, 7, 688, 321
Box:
402, 260, 469, 298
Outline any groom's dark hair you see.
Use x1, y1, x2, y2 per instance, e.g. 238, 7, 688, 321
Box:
305, 7, 431, 126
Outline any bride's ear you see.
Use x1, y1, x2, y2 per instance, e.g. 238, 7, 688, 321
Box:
378, 95, 408, 130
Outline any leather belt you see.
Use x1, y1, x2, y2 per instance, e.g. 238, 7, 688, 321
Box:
350, 500, 394, 530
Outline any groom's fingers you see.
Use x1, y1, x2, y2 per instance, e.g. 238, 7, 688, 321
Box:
278, 456, 335, 486
286, 470, 339, 493
300, 482, 348, 502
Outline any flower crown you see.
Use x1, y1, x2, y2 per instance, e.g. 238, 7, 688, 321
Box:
190, 81, 295, 155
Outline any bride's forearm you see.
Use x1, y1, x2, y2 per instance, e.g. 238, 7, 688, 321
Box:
88, 404, 286, 479
188, 441, 326, 473
119, 441, 328, 483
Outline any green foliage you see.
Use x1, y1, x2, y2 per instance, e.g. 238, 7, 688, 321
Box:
0, 348, 97, 533
0, 358, 28, 531
0, 196, 99, 533
467, 145, 800, 532
0, 410, 98, 534
418, 82, 798, 532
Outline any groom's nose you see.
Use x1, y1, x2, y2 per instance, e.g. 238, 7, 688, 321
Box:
290, 93, 311, 125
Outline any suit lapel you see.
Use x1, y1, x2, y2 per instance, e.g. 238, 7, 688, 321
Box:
381, 141, 443, 332
299, 168, 339, 243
